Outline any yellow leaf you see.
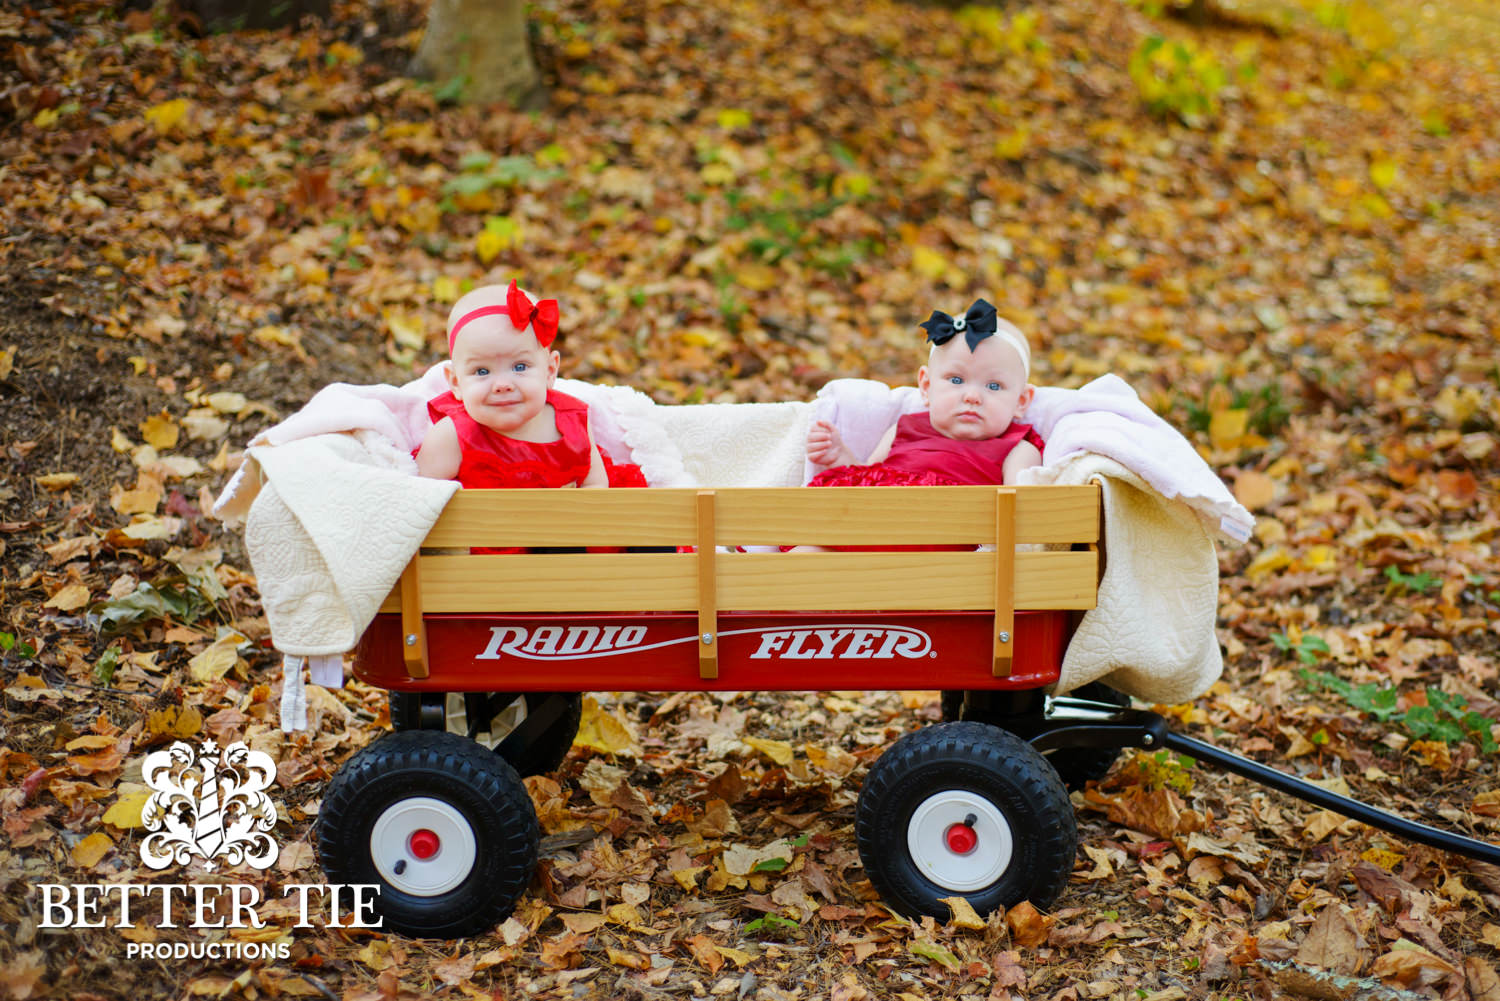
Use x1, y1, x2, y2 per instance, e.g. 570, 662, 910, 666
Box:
832, 172, 871, 198
607, 947, 650, 970
1369, 158, 1399, 191
606, 903, 644, 927
111, 475, 164, 515
911, 246, 949, 280
144, 98, 191, 135
716, 109, 752, 130
385, 309, 428, 351
713, 945, 756, 968
148, 705, 204, 739
699, 163, 736, 185
33, 107, 59, 129
103, 790, 153, 829
681, 328, 725, 349
1303, 545, 1338, 571
1359, 847, 1404, 872
71, 832, 115, 868
138, 412, 180, 450
36, 472, 79, 491
0, 345, 13, 380
189, 636, 244, 682
940, 896, 987, 930
573, 696, 643, 758
110, 427, 133, 452
672, 866, 707, 892
1473, 790, 1500, 817
733, 264, 781, 292
744, 737, 794, 765
1244, 546, 1292, 581
475, 228, 505, 265
994, 128, 1030, 161
433, 276, 462, 303
44, 583, 91, 612
1208, 408, 1248, 450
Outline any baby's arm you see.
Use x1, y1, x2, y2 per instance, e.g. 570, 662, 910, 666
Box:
1001, 440, 1042, 484
807, 420, 897, 468
580, 418, 609, 488
415, 417, 462, 480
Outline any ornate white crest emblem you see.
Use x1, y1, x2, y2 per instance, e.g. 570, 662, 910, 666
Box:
139, 740, 280, 871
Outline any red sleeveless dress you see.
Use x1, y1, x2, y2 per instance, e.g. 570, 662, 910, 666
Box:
428, 389, 596, 489
809, 411, 1044, 487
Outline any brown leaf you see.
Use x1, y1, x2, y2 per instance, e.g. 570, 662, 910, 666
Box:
1296, 904, 1370, 975
1006, 900, 1052, 948
1467, 957, 1500, 1001
1350, 861, 1417, 913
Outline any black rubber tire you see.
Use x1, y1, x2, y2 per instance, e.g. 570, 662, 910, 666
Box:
388, 691, 582, 777
941, 682, 1130, 791
316, 730, 538, 938
856, 721, 1077, 920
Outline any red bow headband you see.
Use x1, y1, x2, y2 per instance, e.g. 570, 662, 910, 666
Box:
447, 281, 559, 353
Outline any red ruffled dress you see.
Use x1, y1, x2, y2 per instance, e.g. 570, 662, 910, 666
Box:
804, 412, 1043, 551
427, 389, 646, 489
427, 389, 647, 552
809, 411, 1044, 488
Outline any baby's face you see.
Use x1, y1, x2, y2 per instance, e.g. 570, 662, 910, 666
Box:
445, 319, 559, 436
918, 335, 1033, 441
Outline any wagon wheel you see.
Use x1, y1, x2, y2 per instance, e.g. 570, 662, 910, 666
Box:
941, 682, 1129, 790
316, 730, 538, 938
856, 721, 1077, 920
389, 691, 582, 776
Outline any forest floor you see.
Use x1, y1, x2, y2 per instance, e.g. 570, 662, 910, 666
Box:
1, 0, 1499, 999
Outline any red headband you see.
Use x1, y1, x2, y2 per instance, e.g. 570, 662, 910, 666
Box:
447, 281, 559, 353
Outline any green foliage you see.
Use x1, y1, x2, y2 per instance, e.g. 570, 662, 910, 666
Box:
89, 576, 220, 636
1129, 35, 1228, 128
443, 153, 559, 200
1134, 749, 1196, 793
1300, 670, 1497, 753
0, 631, 37, 659
743, 913, 801, 939
1180, 381, 1291, 437
1272, 631, 1330, 665
1384, 564, 1440, 596
94, 646, 121, 686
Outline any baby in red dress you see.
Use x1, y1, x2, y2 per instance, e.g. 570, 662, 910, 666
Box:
806, 298, 1043, 487
416, 280, 612, 489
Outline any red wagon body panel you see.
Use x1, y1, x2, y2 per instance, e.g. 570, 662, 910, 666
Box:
355, 609, 1071, 693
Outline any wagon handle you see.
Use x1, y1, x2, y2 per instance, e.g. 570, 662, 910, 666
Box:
1032, 698, 1500, 867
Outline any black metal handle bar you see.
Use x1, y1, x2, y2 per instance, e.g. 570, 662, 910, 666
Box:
1031, 698, 1500, 867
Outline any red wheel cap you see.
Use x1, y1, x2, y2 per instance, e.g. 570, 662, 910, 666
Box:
945, 823, 978, 855
408, 828, 441, 860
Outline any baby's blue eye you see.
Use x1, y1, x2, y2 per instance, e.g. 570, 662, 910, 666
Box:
475, 366, 490, 376
512, 362, 528, 373
948, 376, 963, 385
987, 381, 1002, 392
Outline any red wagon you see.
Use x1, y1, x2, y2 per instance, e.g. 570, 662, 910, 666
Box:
315, 484, 1500, 938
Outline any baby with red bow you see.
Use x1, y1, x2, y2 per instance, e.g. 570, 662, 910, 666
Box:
416, 281, 610, 489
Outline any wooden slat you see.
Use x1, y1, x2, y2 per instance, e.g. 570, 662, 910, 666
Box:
422, 489, 699, 548
993, 489, 1015, 678
416, 485, 1099, 549
388, 550, 1098, 613
712, 486, 1098, 546
697, 491, 718, 680
398, 555, 428, 679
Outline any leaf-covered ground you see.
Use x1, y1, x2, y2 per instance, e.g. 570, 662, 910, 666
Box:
2, 0, 1499, 998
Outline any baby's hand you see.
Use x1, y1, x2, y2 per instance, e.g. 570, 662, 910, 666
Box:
806, 420, 847, 467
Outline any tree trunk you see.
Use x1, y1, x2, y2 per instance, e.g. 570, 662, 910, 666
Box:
412, 0, 546, 108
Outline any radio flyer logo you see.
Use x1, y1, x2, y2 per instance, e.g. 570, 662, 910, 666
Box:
139, 740, 279, 871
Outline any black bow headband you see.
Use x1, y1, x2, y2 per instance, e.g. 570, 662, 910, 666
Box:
919, 298, 999, 353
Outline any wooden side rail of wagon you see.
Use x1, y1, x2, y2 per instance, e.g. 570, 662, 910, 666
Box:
372, 483, 1101, 687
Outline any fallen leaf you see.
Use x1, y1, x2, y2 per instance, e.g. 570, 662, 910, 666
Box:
70, 831, 114, 868
940, 895, 987, 930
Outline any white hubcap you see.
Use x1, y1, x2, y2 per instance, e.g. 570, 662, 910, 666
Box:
370, 797, 477, 896
906, 790, 1013, 892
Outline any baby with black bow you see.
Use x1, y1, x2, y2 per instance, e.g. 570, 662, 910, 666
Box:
805, 299, 1043, 488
